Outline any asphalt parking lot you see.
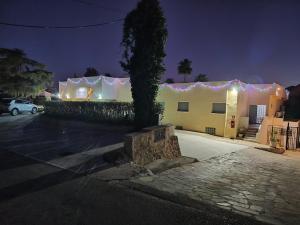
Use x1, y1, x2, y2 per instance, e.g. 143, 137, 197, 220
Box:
0, 113, 132, 165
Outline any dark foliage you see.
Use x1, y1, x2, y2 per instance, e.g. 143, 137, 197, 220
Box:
104, 73, 112, 77
0, 48, 52, 97
32, 96, 47, 105
178, 58, 192, 83
84, 67, 100, 77
285, 85, 300, 120
121, 0, 167, 129
165, 78, 174, 83
194, 73, 208, 82
45, 101, 164, 125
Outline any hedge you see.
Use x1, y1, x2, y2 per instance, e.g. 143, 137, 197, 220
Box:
44, 101, 163, 125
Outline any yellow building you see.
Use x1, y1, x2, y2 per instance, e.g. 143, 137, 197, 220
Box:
157, 81, 286, 138
59, 76, 286, 139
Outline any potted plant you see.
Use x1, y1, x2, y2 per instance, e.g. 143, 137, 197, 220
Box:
269, 132, 277, 148
238, 127, 245, 138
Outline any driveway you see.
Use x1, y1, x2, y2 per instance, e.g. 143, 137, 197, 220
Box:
176, 130, 247, 160
133, 148, 300, 225
0, 114, 132, 171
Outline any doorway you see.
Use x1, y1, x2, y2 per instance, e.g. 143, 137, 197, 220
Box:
249, 105, 266, 124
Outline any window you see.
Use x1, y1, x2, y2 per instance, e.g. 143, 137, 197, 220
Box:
177, 102, 189, 112
205, 127, 216, 135
212, 103, 226, 114
15, 100, 24, 104
76, 87, 87, 98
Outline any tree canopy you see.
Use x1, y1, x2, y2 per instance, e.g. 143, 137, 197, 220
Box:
178, 58, 192, 83
0, 48, 52, 97
285, 85, 300, 119
194, 73, 208, 82
84, 67, 100, 77
121, 0, 167, 129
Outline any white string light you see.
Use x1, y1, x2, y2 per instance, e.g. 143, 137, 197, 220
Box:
59, 82, 67, 86
61, 76, 276, 94
102, 76, 130, 86
160, 79, 276, 93
67, 76, 102, 85
65, 75, 130, 86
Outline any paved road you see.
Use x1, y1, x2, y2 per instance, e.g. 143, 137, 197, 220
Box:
176, 130, 247, 160
0, 114, 131, 164
134, 148, 300, 225
0, 150, 268, 225
0, 114, 270, 225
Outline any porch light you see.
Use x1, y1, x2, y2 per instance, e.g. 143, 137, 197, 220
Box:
66, 94, 70, 99
98, 94, 102, 99
57, 93, 61, 98
231, 87, 238, 95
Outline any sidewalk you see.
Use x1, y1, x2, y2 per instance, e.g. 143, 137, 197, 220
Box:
129, 148, 300, 225
176, 129, 271, 149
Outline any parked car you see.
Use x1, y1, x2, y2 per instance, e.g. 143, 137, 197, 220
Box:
0, 99, 39, 116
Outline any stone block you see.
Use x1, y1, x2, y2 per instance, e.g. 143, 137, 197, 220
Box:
124, 124, 181, 166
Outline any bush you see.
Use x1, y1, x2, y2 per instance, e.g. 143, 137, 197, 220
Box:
44, 101, 164, 125
33, 96, 47, 105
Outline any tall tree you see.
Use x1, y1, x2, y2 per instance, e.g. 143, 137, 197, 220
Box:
0, 48, 52, 97
121, 0, 167, 129
178, 58, 192, 83
194, 73, 208, 82
285, 85, 300, 119
84, 67, 99, 77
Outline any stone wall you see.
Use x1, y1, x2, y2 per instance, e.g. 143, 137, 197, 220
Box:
124, 124, 181, 166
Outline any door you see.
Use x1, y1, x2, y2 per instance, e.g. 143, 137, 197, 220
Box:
256, 105, 267, 123
24, 101, 33, 111
14, 100, 26, 111
249, 105, 266, 124
249, 105, 257, 124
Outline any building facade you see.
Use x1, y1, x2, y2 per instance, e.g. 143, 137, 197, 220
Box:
59, 75, 286, 140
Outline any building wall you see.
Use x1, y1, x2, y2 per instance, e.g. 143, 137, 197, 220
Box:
116, 81, 133, 102
236, 90, 249, 129
224, 88, 239, 138
59, 77, 285, 139
59, 76, 130, 101
157, 83, 227, 136
59, 82, 67, 98
101, 77, 118, 100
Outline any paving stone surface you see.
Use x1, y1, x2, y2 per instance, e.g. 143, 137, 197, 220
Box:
133, 148, 300, 225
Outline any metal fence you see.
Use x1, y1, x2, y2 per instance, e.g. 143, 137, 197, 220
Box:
267, 125, 300, 150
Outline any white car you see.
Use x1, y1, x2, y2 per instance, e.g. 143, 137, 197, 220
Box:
5, 99, 39, 116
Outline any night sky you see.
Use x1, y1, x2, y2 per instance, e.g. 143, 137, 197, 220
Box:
1, 0, 300, 86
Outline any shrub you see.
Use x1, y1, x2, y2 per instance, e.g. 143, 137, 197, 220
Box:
33, 96, 47, 105
44, 101, 164, 125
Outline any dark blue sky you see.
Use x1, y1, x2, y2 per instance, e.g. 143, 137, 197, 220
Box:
1, 0, 300, 86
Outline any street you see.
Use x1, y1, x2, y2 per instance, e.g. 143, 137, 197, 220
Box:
0, 114, 268, 225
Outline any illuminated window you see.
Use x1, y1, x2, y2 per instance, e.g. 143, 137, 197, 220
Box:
177, 102, 189, 112
76, 87, 87, 98
212, 103, 226, 114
